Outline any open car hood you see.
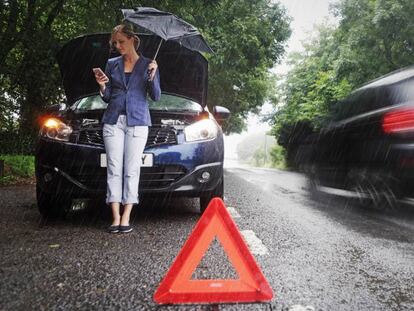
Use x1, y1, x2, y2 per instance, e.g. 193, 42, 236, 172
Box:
56, 33, 208, 107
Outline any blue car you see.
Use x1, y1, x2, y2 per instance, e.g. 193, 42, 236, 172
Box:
35, 33, 230, 218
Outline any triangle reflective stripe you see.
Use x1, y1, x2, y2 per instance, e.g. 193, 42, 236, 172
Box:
153, 198, 273, 304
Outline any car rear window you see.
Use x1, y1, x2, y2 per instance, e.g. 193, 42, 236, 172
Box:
331, 88, 385, 121
75, 93, 202, 112
330, 79, 414, 121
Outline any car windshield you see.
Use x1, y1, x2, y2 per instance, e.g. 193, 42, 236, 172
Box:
75, 93, 202, 112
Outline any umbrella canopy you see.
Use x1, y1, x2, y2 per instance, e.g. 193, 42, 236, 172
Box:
122, 7, 213, 55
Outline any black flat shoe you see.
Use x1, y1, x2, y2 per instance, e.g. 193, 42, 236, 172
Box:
119, 225, 133, 233
107, 225, 120, 233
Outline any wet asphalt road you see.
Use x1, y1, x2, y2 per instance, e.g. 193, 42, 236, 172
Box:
1, 166, 414, 311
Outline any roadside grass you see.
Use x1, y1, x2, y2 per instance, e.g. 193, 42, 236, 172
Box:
0, 155, 35, 186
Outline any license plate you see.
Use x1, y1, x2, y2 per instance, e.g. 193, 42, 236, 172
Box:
100, 153, 153, 168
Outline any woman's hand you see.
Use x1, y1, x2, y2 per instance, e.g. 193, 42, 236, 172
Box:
93, 69, 109, 92
147, 60, 158, 81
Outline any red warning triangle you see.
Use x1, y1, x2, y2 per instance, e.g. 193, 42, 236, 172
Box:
153, 197, 273, 304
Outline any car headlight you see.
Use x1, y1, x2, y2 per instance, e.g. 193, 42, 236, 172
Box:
184, 119, 218, 142
40, 118, 73, 141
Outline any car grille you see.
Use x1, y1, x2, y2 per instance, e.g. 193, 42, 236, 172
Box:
140, 165, 187, 189
78, 126, 177, 148
74, 165, 187, 190
147, 126, 178, 147
78, 129, 103, 146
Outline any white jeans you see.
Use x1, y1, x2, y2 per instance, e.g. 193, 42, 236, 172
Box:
103, 115, 148, 205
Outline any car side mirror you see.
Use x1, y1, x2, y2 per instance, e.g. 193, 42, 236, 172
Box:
213, 106, 230, 124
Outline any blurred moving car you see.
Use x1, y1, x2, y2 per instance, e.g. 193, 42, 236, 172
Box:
35, 33, 230, 218
280, 67, 414, 209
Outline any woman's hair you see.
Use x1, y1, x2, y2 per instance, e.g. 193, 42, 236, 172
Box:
110, 23, 140, 51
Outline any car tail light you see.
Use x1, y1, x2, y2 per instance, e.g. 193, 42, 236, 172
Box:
382, 108, 414, 134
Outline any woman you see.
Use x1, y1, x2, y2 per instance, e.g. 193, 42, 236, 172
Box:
94, 23, 161, 234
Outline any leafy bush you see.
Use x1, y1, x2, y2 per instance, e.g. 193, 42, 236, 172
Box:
269, 144, 286, 169
0, 155, 35, 186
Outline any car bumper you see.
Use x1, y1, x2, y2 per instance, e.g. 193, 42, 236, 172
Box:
35, 137, 224, 200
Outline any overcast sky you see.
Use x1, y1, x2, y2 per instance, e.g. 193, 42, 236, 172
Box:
274, 0, 338, 74
278, 0, 336, 51
224, 0, 337, 160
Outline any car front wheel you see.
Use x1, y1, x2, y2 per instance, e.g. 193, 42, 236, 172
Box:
199, 177, 224, 214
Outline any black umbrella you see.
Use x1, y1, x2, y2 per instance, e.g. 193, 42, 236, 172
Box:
122, 7, 213, 60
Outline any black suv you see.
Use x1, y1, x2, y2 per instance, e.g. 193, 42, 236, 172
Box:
280, 67, 414, 208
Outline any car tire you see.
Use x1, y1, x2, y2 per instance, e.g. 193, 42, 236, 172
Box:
36, 185, 68, 219
350, 172, 401, 211
199, 177, 224, 214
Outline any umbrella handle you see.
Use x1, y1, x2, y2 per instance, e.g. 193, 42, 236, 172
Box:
153, 38, 164, 60
148, 38, 163, 82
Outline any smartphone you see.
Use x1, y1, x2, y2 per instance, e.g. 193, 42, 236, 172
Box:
92, 67, 105, 77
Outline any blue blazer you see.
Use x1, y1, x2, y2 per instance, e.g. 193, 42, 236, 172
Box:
100, 54, 161, 126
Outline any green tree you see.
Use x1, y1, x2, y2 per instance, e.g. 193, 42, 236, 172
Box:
200, 0, 291, 133
269, 144, 285, 168
332, 0, 414, 85
272, 24, 352, 137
